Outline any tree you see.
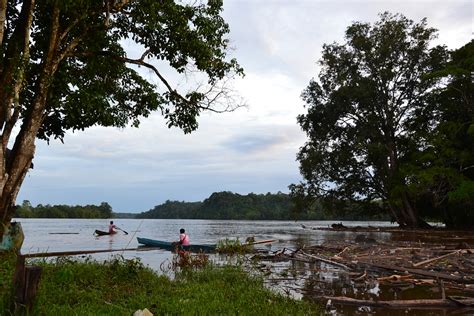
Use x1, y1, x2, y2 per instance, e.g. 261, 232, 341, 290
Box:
0, 0, 243, 239
410, 40, 474, 228
293, 12, 448, 228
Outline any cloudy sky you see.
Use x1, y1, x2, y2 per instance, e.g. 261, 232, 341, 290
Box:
18, 0, 472, 213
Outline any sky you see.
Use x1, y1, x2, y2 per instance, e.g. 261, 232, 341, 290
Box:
17, 0, 472, 213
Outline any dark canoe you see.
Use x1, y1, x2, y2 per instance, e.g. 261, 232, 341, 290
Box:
94, 230, 116, 236
137, 237, 217, 253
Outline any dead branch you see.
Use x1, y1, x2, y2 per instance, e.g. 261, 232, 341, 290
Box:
322, 296, 474, 308
413, 250, 462, 267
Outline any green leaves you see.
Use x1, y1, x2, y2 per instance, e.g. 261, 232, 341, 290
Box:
13, 0, 242, 141
294, 13, 450, 227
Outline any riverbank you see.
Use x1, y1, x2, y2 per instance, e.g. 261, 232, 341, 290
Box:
0, 252, 319, 315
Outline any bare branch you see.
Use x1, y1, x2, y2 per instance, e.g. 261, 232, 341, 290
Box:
71, 50, 245, 113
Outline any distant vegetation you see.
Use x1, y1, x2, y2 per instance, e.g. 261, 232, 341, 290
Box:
136, 191, 390, 221
14, 192, 390, 221
14, 201, 113, 219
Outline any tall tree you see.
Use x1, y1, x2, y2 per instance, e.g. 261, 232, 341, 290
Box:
410, 40, 474, 228
293, 12, 448, 228
0, 0, 243, 239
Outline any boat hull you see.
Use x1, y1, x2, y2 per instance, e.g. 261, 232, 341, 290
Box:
137, 237, 216, 253
94, 230, 116, 236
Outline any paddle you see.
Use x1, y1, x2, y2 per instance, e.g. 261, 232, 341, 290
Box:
116, 227, 128, 235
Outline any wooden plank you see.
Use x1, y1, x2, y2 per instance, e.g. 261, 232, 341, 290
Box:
13, 255, 26, 305
22, 247, 148, 258
23, 266, 42, 311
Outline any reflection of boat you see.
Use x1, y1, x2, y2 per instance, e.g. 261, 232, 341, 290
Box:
94, 230, 116, 236
137, 237, 216, 253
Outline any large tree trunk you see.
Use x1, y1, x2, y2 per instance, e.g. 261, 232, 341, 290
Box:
0, 1, 62, 242
388, 194, 431, 229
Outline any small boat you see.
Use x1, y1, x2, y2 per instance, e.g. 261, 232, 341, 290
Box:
94, 230, 116, 236
137, 237, 217, 253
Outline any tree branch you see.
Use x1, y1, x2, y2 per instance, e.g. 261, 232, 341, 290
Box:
71, 50, 243, 113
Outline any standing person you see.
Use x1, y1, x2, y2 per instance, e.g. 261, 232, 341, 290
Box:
179, 228, 190, 245
109, 221, 117, 234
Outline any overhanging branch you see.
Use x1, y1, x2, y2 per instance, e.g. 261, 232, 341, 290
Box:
71, 50, 244, 113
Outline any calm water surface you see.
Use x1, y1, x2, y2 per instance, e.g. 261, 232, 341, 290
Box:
16, 218, 393, 271
16, 219, 465, 315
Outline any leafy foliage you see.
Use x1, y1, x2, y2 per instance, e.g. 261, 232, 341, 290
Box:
293, 13, 473, 228
14, 200, 113, 218
407, 40, 474, 228
293, 13, 450, 228
0, 0, 243, 232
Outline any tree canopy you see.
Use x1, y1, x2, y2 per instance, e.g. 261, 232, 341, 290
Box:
0, 0, 243, 237
291, 13, 473, 228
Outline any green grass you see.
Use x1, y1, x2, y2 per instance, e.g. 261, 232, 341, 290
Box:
0, 251, 16, 312
0, 254, 318, 315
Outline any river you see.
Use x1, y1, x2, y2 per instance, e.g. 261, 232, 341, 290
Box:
14, 218, 470, 315
16, 218, 392, 270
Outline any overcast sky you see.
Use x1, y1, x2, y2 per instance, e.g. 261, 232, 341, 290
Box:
18, 0, 472, 213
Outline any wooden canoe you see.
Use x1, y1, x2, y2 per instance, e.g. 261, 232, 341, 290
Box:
94, 230, 116, 236
137, 237, 216, 253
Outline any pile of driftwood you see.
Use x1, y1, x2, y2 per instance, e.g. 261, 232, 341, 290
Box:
251, 226, 474, 311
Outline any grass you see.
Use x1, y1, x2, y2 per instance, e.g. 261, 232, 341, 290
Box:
0, 251, 16, 312
0, 253, 318, 315
216, 238, 251, 254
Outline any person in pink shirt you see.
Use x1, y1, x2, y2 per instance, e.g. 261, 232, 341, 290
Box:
179, 228, 190, 246
108, 221, 117, 234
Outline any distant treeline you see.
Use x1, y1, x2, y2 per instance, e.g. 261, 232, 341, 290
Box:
13, 192, 391, 220
136, 191, 390, 221
15, 201, 113, 219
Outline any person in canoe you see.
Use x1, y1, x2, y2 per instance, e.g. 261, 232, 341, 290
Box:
179, 228, 190, 245
109, 221, 117, 234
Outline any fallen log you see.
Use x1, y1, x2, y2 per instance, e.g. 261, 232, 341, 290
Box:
322, 296, 474, 309
358, 261, 471, 283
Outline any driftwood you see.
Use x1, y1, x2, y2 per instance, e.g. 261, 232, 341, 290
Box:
377, 274, 413, 282
413, 250, 462, 267
358, 261, 469, 283
298, 251, 351, 270
246, 239, 276, 246
257, 227, 474, 313
48, 232, 80, 234
323, 296, 474, 309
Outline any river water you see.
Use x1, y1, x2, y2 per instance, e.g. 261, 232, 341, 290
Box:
16, 218, 392, 269
14, 218, 470, 315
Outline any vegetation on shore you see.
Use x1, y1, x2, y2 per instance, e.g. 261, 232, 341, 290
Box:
14, 201, 113, 219
0, 253, 318, 315
15, 191, 390, 221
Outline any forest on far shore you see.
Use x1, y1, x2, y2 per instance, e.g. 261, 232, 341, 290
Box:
14, 191, 390, 221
